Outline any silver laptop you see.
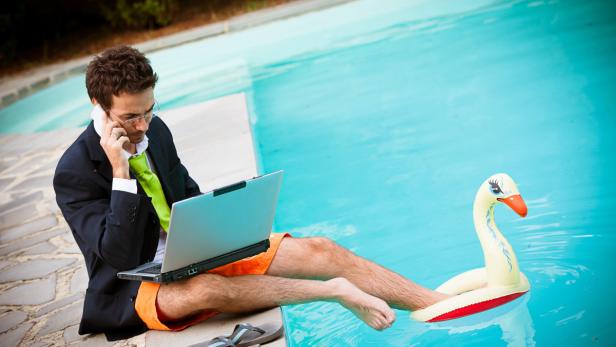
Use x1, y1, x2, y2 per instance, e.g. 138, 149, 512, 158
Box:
117, 170, 283, 283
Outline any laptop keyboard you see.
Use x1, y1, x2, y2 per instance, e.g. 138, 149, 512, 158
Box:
140, 264, 162, 274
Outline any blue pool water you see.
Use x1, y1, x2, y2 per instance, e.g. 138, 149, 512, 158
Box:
3, 0, 615, 345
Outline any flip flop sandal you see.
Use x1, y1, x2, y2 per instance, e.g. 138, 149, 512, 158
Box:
228, 322, 284, 347
189, 336, 237, 347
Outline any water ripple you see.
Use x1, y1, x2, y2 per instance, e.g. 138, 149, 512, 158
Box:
288, 222, 358, 241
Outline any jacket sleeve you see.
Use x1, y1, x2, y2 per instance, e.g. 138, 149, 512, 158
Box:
54, 169, 152, 270
184, 168, 201, 198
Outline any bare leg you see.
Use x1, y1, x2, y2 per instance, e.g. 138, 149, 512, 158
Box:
267, 237, 449, 311
156, 273, 396, 330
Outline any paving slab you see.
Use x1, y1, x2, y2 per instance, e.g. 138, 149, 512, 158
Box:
0, 191, 44, 215
46, 199, 62, 215
36, 301, 83, 337
0, 133, 19, 145
59, 242, 81, 254
7, 132, 61, 156
0, 202, 41, 231
0, 321, 33, 347
63, 324, 81, 343
0, 177, 16, 192
39, 156, 63, 173
0, 310, 27, 334
60, 233, 75, 244
35, 293, 85, 318
0, 227, 66, 256
0, 214, 58, 243
21, 241, 57, 256
0, 152, 53, 177
69, 266, 88, 294
57, 231, 81, 254
71, 333, 116, 347
0, 258, 75, 283
0, 274, 56, 306
0, 157, 18, 174
0, 261, 14, 271
159, 93, 258, 192
8, 173, 54, 193
45, 128, 85, 151
0, 133, 42, 157
0, 129, 82, 157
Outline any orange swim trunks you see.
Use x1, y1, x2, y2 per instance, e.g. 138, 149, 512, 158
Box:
135, 232, 290, 331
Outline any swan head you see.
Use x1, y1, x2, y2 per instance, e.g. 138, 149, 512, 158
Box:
480, 173, 528, 218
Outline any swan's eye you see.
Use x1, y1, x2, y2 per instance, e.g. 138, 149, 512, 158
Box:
489, 180, 503, 195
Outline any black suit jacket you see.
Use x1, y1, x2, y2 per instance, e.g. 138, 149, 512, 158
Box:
53, 117, 201, 340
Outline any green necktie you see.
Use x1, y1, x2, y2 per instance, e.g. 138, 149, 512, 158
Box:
128, 152, 170, 232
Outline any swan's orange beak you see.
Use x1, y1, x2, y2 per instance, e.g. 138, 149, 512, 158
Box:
497, 194, 528, 218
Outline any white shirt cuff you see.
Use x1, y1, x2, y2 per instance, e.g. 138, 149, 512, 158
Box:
112, 178, 138, 194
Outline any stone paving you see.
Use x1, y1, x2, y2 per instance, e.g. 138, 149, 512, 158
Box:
0, 126, 126, 346
0, 94, 286, 346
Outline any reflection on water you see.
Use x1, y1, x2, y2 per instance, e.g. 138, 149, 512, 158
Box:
555, 310, 584, 327
288, 222, 358, 241
431, 294, 535, 347
527, 263, 589, 284
356, 294, 535, 346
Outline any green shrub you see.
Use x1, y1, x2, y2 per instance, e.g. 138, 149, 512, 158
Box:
100, 0, 175, 29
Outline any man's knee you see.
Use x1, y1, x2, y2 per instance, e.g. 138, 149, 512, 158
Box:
158, 273, 233, 318
304, 237, 340, 260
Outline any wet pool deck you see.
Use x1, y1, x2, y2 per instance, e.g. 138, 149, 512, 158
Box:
0, 93, 286, 346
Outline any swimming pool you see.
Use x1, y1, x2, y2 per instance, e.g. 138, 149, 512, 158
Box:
3, 0, 615, 345
250, 1, 616, 345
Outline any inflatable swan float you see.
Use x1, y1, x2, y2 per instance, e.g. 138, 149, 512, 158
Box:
411, 173, 530, 322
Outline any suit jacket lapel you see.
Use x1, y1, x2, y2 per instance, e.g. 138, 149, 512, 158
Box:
144, 134, 175, 205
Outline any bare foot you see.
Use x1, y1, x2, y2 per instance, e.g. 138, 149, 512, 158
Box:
327, 277, 396, 330
420, 290, 451, 308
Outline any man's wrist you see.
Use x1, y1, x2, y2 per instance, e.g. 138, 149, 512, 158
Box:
113, 167, 130, 179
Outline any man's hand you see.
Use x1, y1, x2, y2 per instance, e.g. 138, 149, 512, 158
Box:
100, 113, 130, 179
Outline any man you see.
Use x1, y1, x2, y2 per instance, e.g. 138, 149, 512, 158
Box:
53, 46, 448, 341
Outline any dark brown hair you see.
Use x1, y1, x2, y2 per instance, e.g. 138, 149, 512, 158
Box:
85, 45, 158, 110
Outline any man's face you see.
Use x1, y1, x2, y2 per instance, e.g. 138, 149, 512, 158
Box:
107, 87, 155, 144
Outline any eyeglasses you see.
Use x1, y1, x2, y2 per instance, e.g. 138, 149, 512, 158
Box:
107, 102, 159, 126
